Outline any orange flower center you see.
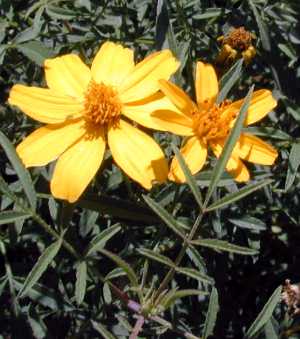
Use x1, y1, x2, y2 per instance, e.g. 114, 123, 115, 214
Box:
192, 100, 236, 142
83, 81, 122, 127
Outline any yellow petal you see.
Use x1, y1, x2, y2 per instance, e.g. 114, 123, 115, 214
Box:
195, 61, 219, 107
122, 92, 193, 136
91, 41, 134, 87
223, 89, 277, 126
227, 156, 250, 182
51, 129, 105, 202
159, 79, 195, 114
44, 54, 91, 99
236, 133, 278, 165
17, 119, 85, 167
210, 142, 250, 182
119, 50, 179, 103
169, 136, 207, 183
108, 119, 168, 189
8, 84, 83, 124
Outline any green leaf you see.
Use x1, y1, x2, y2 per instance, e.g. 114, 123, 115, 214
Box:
75, 261, 87, 305
203, 287, 219, 339
155, 0, 169, 50
46, 5, 78, 20
171, 144, 203, 209
160, 288, 207, 310
0, 211, 30, 225
206, 179, 273, 211
79, 194, 158, 223
0, 131, 37, 210
17, 41, 53, 66
137, 248, 175, 268
217, 59, 243, 104
17, 238, 62, 299
244, 127, 291, 141
204, 86, 254, 205
191, 239, 258, 255
193, 8, 230, 20
248, 0, 271, 52
245, 286, 282, 338
264, 317, 279, 339
13, 279, 74, 312
85, 224, 121, 256
285, 143, 300, 191
91, 321, 117, 339
99, 249, 139, 288
143, 195, 186, 240
175, 267, 214, 284
228, 216, 266, 231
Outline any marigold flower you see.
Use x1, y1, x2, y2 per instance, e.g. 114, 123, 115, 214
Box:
216, 27, 256, 66
8, 42, 179, 202
150, 61, 278, 182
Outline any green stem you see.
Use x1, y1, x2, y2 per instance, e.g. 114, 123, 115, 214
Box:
153, 212, 205, 301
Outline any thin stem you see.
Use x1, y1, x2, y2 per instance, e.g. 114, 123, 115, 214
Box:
153, 212, 204, 301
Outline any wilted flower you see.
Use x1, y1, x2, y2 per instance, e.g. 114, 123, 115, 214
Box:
216, 27, 256, 66
150, 61, 278, 182
282, 279, 300, 316
9, 42, 179, 202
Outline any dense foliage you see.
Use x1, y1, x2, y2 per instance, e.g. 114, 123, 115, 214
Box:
1, 0, 300, 338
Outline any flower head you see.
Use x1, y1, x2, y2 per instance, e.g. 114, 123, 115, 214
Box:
9, 42, 179, 202
216, 27, 256, 66
150, 61, 278, 182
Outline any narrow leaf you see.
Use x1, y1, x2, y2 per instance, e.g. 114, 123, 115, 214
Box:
0, 211, 30, 225
85, 224, 121, 256
0, 131, 36, 210
175, 267, 214, 284
205, 86, 254, 204
91, 321, 117, 339
75, 261, 87, 305
245, 286, 282, 338
203, 287, 219, 339
228, 216, 266, 231
155, 0, 169, 50
217, 59, 243, 104
171, 144, 203, 208
285, 143, 300, 191
248, 0, 271, 51
206, 179, 272, 211
191, 239, 258, 255
137, 248, 175, 268
143, 195, 186, 239
18, 238, 62, 298
99, 249, 139, 288
161, 289, 207, 310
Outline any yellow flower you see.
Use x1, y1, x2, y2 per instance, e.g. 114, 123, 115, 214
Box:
8, 42, 179, 202
150, 61, 278, 183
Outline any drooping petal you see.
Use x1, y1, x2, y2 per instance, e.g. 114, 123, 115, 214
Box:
223, 89, 277, 126
158, 79, 195, 114
210, 142, 250, 182
17, 119, 86, 167
226, 156, 250, 182
119, 50, 179, 103
8, 85, 83, 124
91, 41, 134, 87
122, 92, 194, 136
236, 133, 278, 165
50, 129, 106, 202
169, 136, 207, 183
107, 119, 168, 189
195, 61, 219, 108
44, 54, 91, 99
